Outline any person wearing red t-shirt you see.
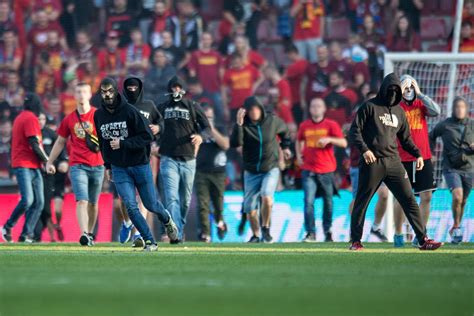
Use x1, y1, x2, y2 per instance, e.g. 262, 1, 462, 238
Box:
222, 53, 263, 121
2, 93, 49, 243
122, 28, 151, 78
46, 83, 104, 246
284, 44, 309, 125
328, 41, 353, 83
296, 98, 347, 242
232, 35, 267, 70
290, 0, 325, 63
188, 32, 225, 120
97, 31, 126, 82
264, 66, 295, 129
393, 74, 440, 247
304, 44, 331, 103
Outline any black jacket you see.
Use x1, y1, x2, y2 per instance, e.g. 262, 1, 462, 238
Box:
349, 73, 421, 160
158, 76, 210, 160
230, 96, 291, 173
94, 93, 153, 169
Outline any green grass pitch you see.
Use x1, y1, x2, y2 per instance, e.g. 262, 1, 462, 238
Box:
1, 242, 473, 316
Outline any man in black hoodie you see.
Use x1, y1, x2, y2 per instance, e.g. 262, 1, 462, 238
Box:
230, 96, 292, 243
158, 76, 210, 243
118, 76, 163, 246
94, 77, 178, 251
348, 73, 442, 251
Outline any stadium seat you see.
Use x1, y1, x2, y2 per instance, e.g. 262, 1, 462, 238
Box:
438, 1, 456, 15
426, 42, 449, 52
420, 17, 447, 40
421, 0, 439, 15
325, 18, 350, 42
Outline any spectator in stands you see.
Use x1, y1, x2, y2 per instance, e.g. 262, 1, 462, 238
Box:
0, 118, 12, 179
158, 30, 189, 70
324, 70, 358, 126
296, 97, 347, 242
188, 32, 225, 121
143, 48, 176, 105
386, 15, 421, 52
148, 0, 171, 48
284, 43, 309, 125
304, 44, 331, 102
264, 66, 295, 130
0, 28, 22, 84
97, 31, 125, 82
0, 2, 17, 41
5, 70, 24, 108
166, 0, 203, 51
106, 0, 135, 47
219, 0, 244, 54
290, 0, 325, 63
35, 51, 58, 98
195, 104, 229, 242
328, 41, 353, 83
232, 35, 267, 70
223, 53, 263, 121
1, 93, 48, 243
60, 73, 78, 116
342, 33, 369, 65
187, 76, 214, 108
122, 28, 151, 78
74, 30, 96, 65
398, 0, 423, 32
430, 97, 473, 245
44, 30, 67, 88
358, 14, 385, 87
32, 0, 62, 23
45, 95, 63, 125
459, 20, 474, 52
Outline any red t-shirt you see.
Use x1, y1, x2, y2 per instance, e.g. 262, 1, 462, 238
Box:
97, 48, 125, 73
292, 0, 325, 40
397, 99, 432, 162
57, 107, 104, 167
27, 22, 64, 51
223, 65, 260, 109
188, 49, 223, 92
276, 79, 294, 123
224, 50, 266, 70
297, 118, 343, 173
285, 59, 309, 104
11, 110, 43, 169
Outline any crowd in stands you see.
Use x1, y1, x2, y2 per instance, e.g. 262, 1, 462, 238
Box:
0, 0, 468, 192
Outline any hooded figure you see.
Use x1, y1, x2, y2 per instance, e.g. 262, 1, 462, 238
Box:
347, 73, 442, 250
230, 96, 291, 173
400, 74, 440, 116
167, 75, 187, 102
23, 92, 44, 117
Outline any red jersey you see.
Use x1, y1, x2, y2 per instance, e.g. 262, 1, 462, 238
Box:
188, 50, 223, 92
397, 99, 432, 162
276, 79, 294, 123
57, 107, 103, 167
11, 110, 43, 169
297, 118, 343, 173
285, 59, 308, 104
97, 48, 125, 74
292, 0, 325, 40
223, 65, 260, 109
27, 22, 64, 51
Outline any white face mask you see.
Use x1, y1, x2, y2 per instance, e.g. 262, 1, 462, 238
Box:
172, 90, 186, 102
403, 86, 415, 101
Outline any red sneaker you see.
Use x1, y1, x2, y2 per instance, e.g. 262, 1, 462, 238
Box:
349, 241, 364, 251
419, 238, 443, 251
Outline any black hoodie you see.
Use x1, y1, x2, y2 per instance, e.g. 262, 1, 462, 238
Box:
230, 96, 291, 173
94, 93, 153, 169
349, 73, 421, 159
158, 76, 210, 160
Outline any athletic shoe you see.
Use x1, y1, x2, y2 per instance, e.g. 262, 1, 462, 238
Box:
393, 234, 405, 247
261, 227, 273, 243
56, 225, 64, 241
449, 227, 463, 245
165, 219, 178, 241
143, 240, 158, 252
119, 222, 133, 244
88, 233, 95, 246
370, 227, 388, 242
418, 238, 442, 251
237, 214, 247, 236
18, 235, 34, 243
170, 239, 183, 244
324, 232, 333, 242
349, 241, 364, 251
411, 237, 419, 248
198, 234, 211, 243
302, 232, 316, 243
1, 226, 12, 243
79, 233, 90, 246
132, 235, 144, 248
248, 235, 261, 243
217, 222, 228, 240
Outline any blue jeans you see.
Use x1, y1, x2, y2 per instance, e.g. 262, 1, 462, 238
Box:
160, 156, 196, 239
112, 163, 171, 243
302, 170, 334, 234
243, 168, 280, 213
70, 165, 105, 203
5, 168, 44, 238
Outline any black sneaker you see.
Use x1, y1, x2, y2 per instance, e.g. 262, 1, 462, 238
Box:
87, 233, 95, 246
18, 235, 34, 243
170, 239, 183, 244
302, 232, 316, 243
237, 214, 247, 236
248, 235, 261, 243
79, 233, 90, 246
324, 232, 333, 242
261, 227, 273, 243
217, 222, 228, 240
1, 226, 12, 243
370, 227, 388, 242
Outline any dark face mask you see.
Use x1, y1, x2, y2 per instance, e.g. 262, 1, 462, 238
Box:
386, 86, 400, 106
125, 85, 140, 104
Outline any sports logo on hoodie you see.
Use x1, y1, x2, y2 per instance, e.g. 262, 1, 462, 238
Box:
379, 113, 399, 128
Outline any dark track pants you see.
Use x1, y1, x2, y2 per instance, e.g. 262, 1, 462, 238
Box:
351, 156, 426, 243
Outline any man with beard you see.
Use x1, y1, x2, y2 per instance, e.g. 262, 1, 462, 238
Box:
348, 73, 442, 251
94, 77, 178, 251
